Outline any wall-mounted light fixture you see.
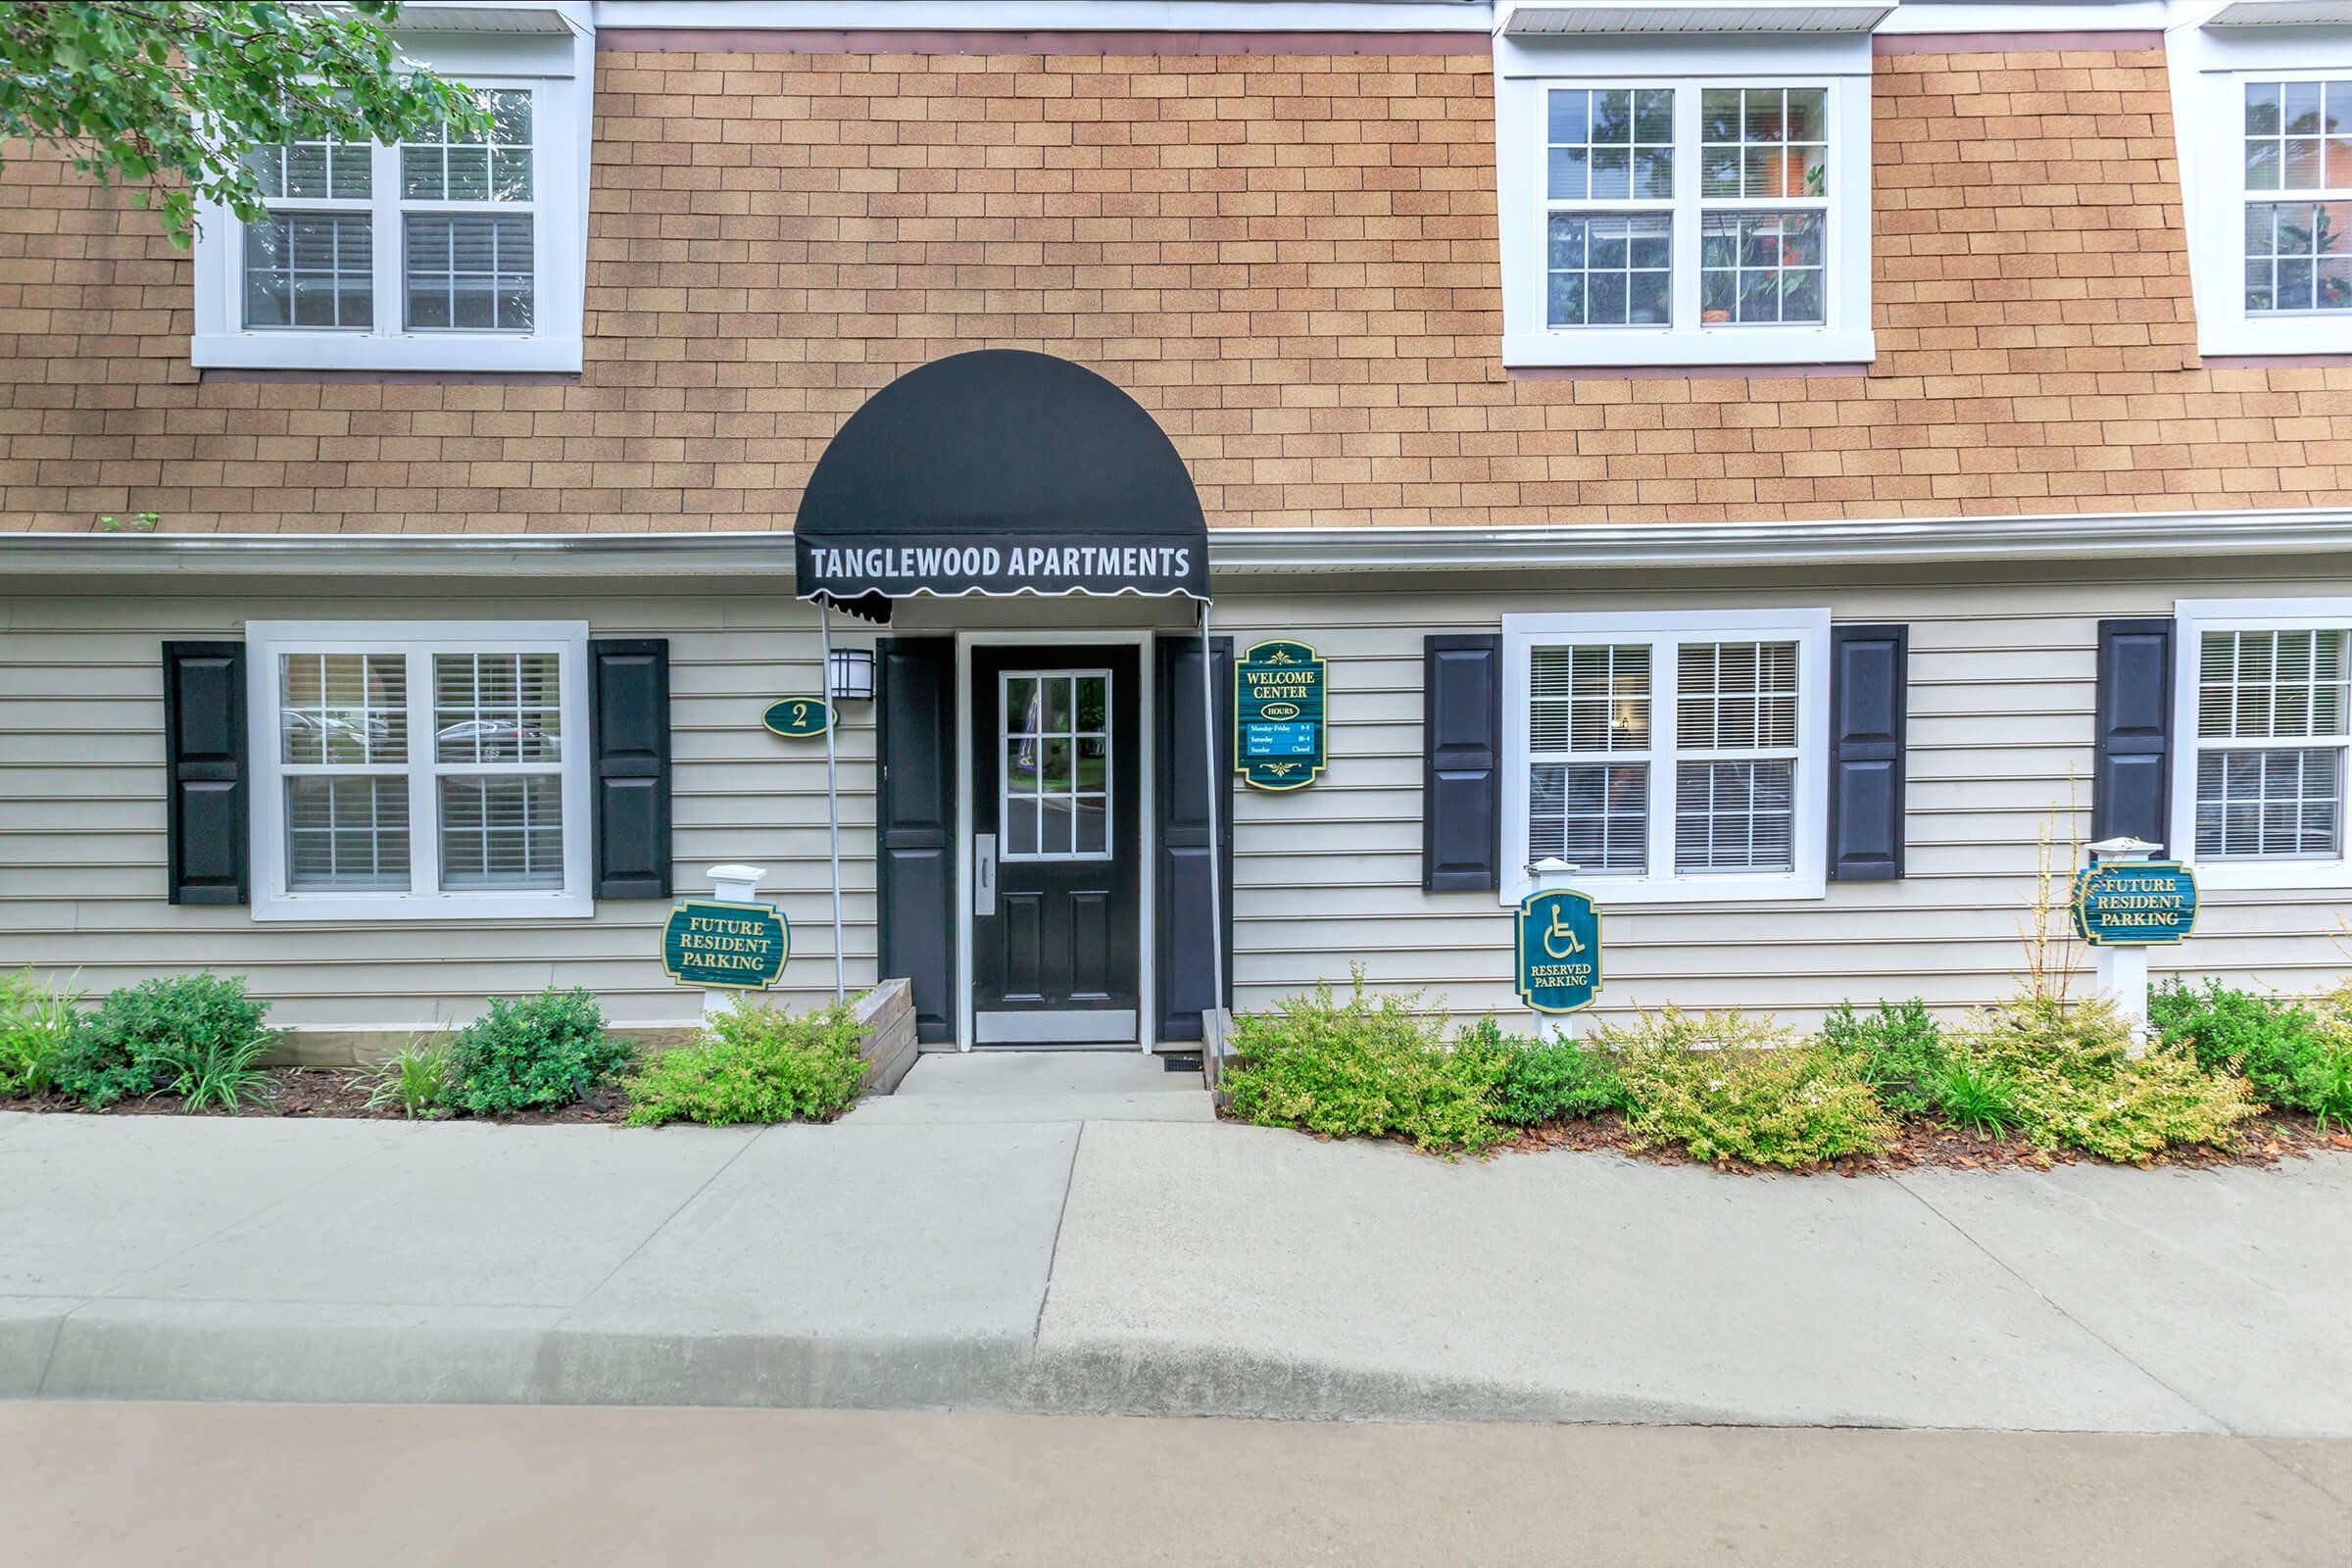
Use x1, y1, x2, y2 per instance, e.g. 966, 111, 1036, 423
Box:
828, 648, 875, 703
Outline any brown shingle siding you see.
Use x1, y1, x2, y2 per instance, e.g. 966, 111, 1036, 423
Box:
0, 43, 2347, 534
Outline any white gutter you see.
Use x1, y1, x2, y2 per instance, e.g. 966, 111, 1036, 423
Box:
3, 509, 2349, 578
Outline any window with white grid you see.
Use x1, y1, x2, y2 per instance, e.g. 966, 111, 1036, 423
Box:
248, 623, 590, 920
200, 73, 582, 373
1505, 612, 1828, 903
1502, 65, 1869, 368
2241, 79, 2352, 317
2191, 626, 2347, 861
241, 130, 374, 330
1674, 641, 1799, 873
1527, 644, 1652, 873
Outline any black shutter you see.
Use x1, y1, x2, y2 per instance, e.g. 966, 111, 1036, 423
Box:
163, 641, 248, 906
589, 639, 671, 899
1154, 635, 1233, 1042
1423, 633, 1501, 892
1828, 624, 1908, 882
877, 637, 956, 1045
2093, 617, 2176, 850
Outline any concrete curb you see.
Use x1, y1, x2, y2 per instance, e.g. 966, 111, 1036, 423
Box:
0, 1298, 2240, 1434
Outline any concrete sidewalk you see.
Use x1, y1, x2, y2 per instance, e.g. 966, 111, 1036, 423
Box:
1, 1105, 2346, 1435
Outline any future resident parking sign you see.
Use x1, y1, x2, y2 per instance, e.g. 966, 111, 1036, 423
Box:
662, 900, 790, 990
2072, 860, 2198, 946
1515, 889, 1602, 1015
1235, 639, 1327, 791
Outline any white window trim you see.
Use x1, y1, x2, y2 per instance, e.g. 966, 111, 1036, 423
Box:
2170, 596, 2352, 891
245, 619, 594, 921
1495, 33, 1876, 368
191, 28, 589, 374
1499, 608, 1831, 906
2171, 19, 2352, 357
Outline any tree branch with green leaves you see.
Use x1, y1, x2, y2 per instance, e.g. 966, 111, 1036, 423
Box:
0, 0, 492, 246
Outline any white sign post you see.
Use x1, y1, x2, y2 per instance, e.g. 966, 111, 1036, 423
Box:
704, 862, 769, 1021
2083, 835, 2158, 1054
1527, 858, 1582, 1042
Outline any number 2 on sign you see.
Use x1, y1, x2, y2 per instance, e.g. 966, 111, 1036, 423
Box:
762, 697, 833, 738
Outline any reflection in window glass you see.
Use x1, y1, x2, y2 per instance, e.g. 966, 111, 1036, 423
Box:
1547, 214, 1672, 326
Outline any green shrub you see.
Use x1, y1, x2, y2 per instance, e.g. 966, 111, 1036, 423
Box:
2151, 978, 2352, 1129
55, 972, 275, 1110
1820, 999, 1947, 1116
623, 1000, 866, 1128
448, 988, 631, 1116
1602, 1008, 1896, 1168
1493, 1027, 1624, 1126
1219, 974, 1512, 1153
1953, 995, 2257, 1162
358, 1037, 455, 1119
0, 968, 82, 1097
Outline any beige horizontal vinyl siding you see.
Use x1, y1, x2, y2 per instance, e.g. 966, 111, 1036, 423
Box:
1210, 563, 2352, 1030
5, 555, 2350, 1040
0, 581, 882, 1029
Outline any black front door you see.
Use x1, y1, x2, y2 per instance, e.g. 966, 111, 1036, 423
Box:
972, 647, 1142, 1044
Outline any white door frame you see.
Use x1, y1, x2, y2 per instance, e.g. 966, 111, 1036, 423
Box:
955, 629, 1155, 1053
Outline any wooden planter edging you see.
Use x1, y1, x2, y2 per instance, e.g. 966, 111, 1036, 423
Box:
857, 978, 918, 1096
1203, 1005, 1236, 1112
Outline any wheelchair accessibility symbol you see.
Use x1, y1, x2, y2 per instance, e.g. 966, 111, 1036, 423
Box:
1515, 889, 1601, 1015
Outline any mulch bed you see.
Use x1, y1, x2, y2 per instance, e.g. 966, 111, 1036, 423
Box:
1213, 1102, 2351, 1174
1496, 1109, 2352, 1174
0, 1067, 630, 1125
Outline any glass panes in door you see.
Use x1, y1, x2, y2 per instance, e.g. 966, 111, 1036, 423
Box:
1002, 670, 1111, 859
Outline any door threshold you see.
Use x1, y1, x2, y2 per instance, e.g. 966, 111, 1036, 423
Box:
969, 1042, 1143, 1054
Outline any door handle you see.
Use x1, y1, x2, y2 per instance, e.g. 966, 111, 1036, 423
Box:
974, 834, 997, 917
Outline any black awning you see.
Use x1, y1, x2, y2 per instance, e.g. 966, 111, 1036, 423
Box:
793, 350, 1209, 623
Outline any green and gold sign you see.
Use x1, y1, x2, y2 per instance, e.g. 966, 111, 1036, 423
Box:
662, 899, 790, 990
762, 697, 833, 738
2072, 860, 2198, 946
1235, 639, 1326, 791
1515, 889, 1602, 1015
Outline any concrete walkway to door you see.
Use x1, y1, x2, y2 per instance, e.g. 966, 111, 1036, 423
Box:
0, 1105, 2346, 1438
845, 1050, 1214, 1125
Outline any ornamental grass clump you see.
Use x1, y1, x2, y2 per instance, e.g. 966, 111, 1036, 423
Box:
1601, 1006, 1896, 1169
1218, 972, 1513, 1153
623, 999, 867, 1128
449, 987, 631, 1116
0, 967, 81, 1099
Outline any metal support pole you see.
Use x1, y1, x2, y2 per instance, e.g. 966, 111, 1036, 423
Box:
818, 605, 847, 1004
1197, 599, 1225, 1051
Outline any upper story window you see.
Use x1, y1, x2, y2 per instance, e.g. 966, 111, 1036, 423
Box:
246, 621, 592, 921
1501, 610, 1830, 906
2174, 17, 2352, 358
191, 14, 590, 375
1495, 24, 1875, 370
2239, 79, 2351, 318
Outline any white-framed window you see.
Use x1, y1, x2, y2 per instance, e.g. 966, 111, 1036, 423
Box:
1500, 609, 1831, 905
999, 669, 1113, 862
1496, 41, 1874, 368
2172, 599, 2352, 892
2174, 21, 2352, 358
245, 621, 593, 920
191, 24, 589, 374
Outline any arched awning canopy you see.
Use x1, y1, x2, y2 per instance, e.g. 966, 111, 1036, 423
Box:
793, 350, 1210, 624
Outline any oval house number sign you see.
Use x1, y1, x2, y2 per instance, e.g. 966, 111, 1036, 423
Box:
762, 697, 834, 738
